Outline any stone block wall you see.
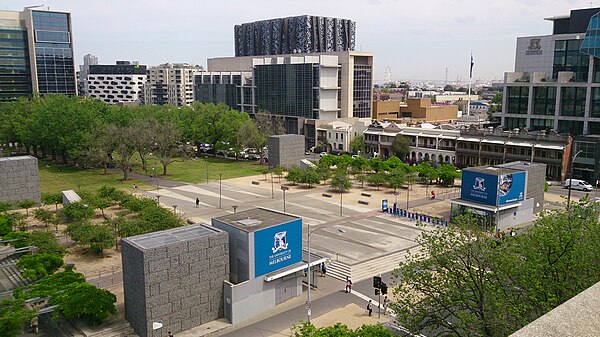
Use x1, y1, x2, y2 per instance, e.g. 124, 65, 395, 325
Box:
122, 225, 229, 337
0, 156, 41, 203
267, 134, 305, 168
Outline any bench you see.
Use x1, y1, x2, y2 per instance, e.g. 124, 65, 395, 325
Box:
358, 200, 370, 205
360, 192, 371, 197
251, 181, 260, 185
322, 193, 332, 198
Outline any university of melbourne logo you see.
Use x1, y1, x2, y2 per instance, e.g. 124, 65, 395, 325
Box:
526, 38, 542, 55
473, 177, 486, 191
272, 231, 288, 253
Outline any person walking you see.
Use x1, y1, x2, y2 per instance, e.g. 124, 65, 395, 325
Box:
366, 300, 373, 316
321, 262, 327, 277
30, 316, 39, 334
383, 296, 389, 315
195, 198, 200, 208
345, 276, 352, 293
168, 332, 174, 337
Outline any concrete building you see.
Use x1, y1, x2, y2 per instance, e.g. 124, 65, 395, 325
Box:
203, 51, 373, 149
121, 224, 229, 337
450, 161, 546, 231
144, 63, 202, 106
0, 8, 76, 102
212, 208, 325, 324
86, 61, 146, 104
234, 16, 355, 57
0, 156, 40, 203
267, 134, 305, 168
498, 6, 600, 182
434, 92, 479, 104
455, 125, 572, 180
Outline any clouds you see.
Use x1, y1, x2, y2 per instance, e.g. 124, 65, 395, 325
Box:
1, 0, 583, 81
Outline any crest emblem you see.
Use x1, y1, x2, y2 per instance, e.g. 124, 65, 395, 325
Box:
528, 38, 541, 51
473, 177, 486, 191
272, 231, 288, 253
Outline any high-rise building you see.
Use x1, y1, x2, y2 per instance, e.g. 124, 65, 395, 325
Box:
234, 16, 355, 57
498, 7, 600, 181
198, 51, 373, 149
0, 8, 77, 101
78, 53, 98, 96
86, 61, 146, 105
144, 63, 202, 106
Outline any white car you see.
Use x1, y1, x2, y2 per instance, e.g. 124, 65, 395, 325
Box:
319, 152, 328, 157
564, 179, 593, 191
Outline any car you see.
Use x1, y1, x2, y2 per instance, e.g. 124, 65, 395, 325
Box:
564, 179, 593, 191
351, 154, 359, 159
319, 152, 328, 157
546, 181, 552, 186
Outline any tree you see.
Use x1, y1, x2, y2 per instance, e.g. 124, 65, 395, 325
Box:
17, 200, 37, 217
330, 171, 352, 192
316, 163, 331, 184
50, 282, 117, 325
302, 168, 321, 187
273, 166, 286, 183
438, 164, 461, 186
492, 92, 503, 104
367, 172, 386, 190
350, 156, 369, 174
291, 322, 393, 337
391, 202, 600, 337
385, 156, 404, 169
33, 208, 53, 228
356, 173, 368, 188
62, 202, 94, 222
129, 115, 157, 173
66, 222, 114, 256
387, 168, 406, 193
198, 103, 248, 157
92, 197, 113, 218
349, 134, 365, 154
0, 299, 35, 337
319, 154, 338, 168
153, 121, 182, 175
41, 193, 62, 212
17, 253, 64, 280
392, 135, 410, 160
27, 231, 66, 256
286, 167, 304, 185
106, 124, 137, 180
369, 157, 389, 173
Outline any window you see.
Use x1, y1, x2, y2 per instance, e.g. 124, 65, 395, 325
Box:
557, 120, 583, 135
505, 117, 527, 129
553, 39, 589, 82
336, 133, 338, 140
533, 87, 556, 115
574, 141, 596, 159
591, 88, 600, 117
560, 87, 586, 117
507, 86, 529, 114
341, 133, 343, 140
530, 118, 554, 131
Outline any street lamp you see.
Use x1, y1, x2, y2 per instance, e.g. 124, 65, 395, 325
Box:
339, 177, 343, 216
567, 149, 583, 209
205, 155, 209, 184
219, 173, 223, 209
306, 223, 345, 323
271, 171, 274, 199
281, 186, 289, 213
83, 204, 88, 220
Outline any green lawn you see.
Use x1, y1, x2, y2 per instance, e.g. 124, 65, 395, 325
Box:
39, 160, 148, 195
133, 155, 266, 184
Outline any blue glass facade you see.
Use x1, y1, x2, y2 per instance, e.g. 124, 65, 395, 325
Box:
0, 28, 32, 102
32, 11, 76, 95
581, 13, 600, 58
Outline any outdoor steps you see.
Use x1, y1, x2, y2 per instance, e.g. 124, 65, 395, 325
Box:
81, 321, 136, 337
0, 255, 28, 289
326, 249, 413, 283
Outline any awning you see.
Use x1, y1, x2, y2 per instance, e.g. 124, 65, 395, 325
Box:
533, 144, 565, 150
449, 198, 521, 212
481, 139, 505, 145
263, 251, 327, 282
458, 137, 481, 142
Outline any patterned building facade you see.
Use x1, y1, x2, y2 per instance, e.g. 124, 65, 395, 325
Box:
234, 16, 355, 57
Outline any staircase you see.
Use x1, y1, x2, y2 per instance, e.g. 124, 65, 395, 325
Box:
0, 254, 28, 290
84, 321, 136, 337
327, 248, 415, 282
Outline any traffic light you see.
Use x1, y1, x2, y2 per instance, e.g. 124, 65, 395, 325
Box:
375, 288, 380, 295
381, 282, 388, 295
373, 276, 382, 288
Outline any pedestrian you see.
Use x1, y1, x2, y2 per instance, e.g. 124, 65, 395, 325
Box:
366, 300, 373, 316
195, 197, 200, 208
345, 276, 352, 293
30, 316, 39, 334
383, 296, 388, 315
168, 331, 174, 337
321, 262, 327, 277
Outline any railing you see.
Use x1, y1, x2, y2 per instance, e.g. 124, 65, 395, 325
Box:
82, 266, 123, 288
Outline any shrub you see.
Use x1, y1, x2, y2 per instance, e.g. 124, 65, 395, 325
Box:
17, 253, 64, 280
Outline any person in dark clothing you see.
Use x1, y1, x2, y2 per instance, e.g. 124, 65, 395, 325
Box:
367, 300, 373, 316
195, 198, 200, 208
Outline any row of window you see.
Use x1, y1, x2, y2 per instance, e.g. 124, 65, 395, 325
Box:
507, 86, 600, 117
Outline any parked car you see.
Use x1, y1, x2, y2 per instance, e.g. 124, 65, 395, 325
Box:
564, 179, 593, 191
319, 152, 328, 157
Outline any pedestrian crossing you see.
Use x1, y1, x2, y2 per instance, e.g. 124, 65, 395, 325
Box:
173, 185, 237, 201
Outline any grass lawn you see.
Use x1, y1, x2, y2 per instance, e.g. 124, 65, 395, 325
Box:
133, 154, 266, 184
39, 160, 149, 195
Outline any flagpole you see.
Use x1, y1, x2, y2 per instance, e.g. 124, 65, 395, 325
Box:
467, 53, 473, 117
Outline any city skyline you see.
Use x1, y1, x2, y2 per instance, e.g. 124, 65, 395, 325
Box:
0, 0, 588, 83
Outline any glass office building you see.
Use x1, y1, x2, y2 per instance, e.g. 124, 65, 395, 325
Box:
0, 28, 31, 102
0, 8, 76, 101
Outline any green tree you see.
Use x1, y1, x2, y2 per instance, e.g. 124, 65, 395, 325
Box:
153, 120, 182, 175
438, 164, 460, 186
291, 321, 393, 337
129, 115, 157, 173
33, 208, 53, 228
302, 168, 321, 187
66, 222, 114, 256
316, 163, 331, 184
356, 173, 368, 188
17, 253, 64, 280
106, 124, 137, 180
384, 156, 404, 169
50, 282, 117, 325
92, 197, 113, 218
0, 201, 12, 213
392, 135, 411, 160
286, 167, 304, 185
349, 134, 365, 154
0, 299, 35, 337
41, 193, 62, 212
319, 154, 338, 168
369, 157, 389, 173
330, 171, 352, 192
62, 202, 94, 222
492, 92, 503, 104
273, 166, 286, 183
198, 103, 249, 157
27, 231, 66, 256
17, 200, 37, 217
367, 172, 386, 190
387, 168, 406, 193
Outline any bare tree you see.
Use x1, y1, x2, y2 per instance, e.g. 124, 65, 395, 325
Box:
153, 121, 182, 176
107, 124, 137, 180
130, 116, 157, 173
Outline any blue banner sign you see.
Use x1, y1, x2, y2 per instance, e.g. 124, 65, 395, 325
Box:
461, 170, 526, 206
254, 218, 302, 278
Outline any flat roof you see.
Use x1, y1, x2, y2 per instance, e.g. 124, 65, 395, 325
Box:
124, 224, 220, 250
497, 161, 546, 171
466, 166, 522, 176
0, 155, 35, 162
213, 208, 300, 232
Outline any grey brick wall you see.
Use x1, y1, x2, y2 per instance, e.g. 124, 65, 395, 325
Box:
498, 161, 546, 213
122, 224, 229, 337
0, 156, 41, 203
268, 134, 305, 168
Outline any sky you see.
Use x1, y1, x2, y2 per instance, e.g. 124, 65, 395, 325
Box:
1, 0, 590, 83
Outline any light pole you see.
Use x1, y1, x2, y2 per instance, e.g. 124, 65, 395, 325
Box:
306, 224, 345, 323
205, 155, 209, 184
271, 171, 274, 199
281, 186, 289, 213
219, 173, 222, 209
155, 195, 161, 203
339, 177, 343, 216
406, 179, 410, 210
83, 204, 88, 220
567, 149, 583, 209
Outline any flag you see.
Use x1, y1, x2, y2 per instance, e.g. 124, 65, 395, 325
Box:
470, 54, 474, 79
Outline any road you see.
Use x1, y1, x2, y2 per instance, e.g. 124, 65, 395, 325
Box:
547, 184, 597, 198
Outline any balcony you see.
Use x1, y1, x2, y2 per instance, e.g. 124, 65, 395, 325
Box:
456, 148, 479, 155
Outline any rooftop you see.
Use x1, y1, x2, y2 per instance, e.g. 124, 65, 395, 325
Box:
213, 208, 300, 232
466, 165, 522, 176
124, 224, 220, 250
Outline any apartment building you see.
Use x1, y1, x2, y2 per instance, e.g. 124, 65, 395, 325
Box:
0, 8, 76, 101
144, 63, 201, 106
86, 61, 146, 104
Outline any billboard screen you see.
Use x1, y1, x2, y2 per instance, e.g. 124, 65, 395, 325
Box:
461, 170, 526, 206
254, 218, 302, 278
498, 171, 526, 205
